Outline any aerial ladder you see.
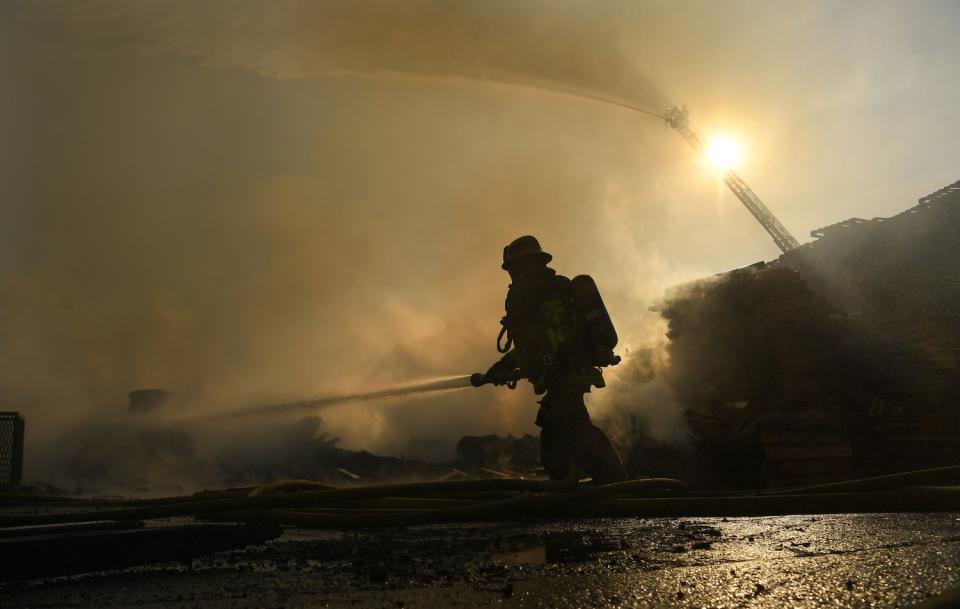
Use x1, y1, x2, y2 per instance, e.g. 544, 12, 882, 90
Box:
663, 105, 801, 253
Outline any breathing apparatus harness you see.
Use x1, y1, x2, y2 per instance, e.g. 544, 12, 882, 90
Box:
484, 275, 621, 392
495, 307, 568, 394
495, 317, 519, 389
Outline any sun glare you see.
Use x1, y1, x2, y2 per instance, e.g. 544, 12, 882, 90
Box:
705, 135, 741, 170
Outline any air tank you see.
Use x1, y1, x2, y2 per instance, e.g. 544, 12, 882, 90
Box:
570, 275, 620, 367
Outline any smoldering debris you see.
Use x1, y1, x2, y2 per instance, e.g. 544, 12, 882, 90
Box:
585, 339, 694, 481
50, 419, 206, 494
214, 417, 419, 484
650, 181, 960, 489
592, 352, 688, 444
40, 414, 556, 493
455, 434, 540, 474
39, 415, 427, 494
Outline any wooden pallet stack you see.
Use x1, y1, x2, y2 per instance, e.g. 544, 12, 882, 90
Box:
761, 431, 852, 489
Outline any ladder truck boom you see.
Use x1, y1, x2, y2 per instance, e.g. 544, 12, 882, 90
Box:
664, 105, 801, 253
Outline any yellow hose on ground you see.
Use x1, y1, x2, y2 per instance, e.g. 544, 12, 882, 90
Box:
247, 480, 334, 497
4, 470, 960, 530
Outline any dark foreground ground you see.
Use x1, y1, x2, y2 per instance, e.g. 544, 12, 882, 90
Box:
3, 513, 960, 608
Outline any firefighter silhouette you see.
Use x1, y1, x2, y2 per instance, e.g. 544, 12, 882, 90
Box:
477, 235, 627, 483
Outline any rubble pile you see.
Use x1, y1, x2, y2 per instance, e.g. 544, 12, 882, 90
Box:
455, 434, 541, 476
656, 179, 960, 488
216, 417, 420, 484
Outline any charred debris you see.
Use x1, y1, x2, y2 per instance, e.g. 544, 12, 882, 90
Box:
648, 179, 960, 489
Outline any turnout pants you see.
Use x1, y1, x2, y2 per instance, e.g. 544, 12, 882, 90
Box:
535, 381, 626, 484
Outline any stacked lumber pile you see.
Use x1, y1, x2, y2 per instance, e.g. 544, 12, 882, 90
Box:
761, 431, 852, 489
653, 179, 960, 488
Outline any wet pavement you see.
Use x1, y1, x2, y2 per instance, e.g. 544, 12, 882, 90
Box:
3, 513, 960, 608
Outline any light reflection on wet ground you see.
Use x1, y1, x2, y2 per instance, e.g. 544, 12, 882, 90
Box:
3, 513, 960, 608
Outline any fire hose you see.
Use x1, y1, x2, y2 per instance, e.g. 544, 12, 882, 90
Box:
7, 466, 960, 529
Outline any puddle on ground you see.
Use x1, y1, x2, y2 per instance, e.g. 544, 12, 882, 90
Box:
495, 533, 621, 565
498, 545, 547, 565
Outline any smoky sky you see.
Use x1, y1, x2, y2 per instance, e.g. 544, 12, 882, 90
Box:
2, 1, 958, 482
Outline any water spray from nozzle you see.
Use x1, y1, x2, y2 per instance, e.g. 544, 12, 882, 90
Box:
251, 374, 478, 415
176, 374, 493, 421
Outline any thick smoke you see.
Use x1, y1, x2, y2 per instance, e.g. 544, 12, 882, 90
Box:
14, 0, 667, 109
4, 1, 958, 487
3, 0, 696, 487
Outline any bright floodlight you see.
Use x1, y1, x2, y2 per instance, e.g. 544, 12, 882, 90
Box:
705, 135, 741, 170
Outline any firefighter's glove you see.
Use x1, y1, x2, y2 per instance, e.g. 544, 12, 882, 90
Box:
484, 361, 516, 386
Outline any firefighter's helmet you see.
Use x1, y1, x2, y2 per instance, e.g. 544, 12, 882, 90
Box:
502, 235, 552, 270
